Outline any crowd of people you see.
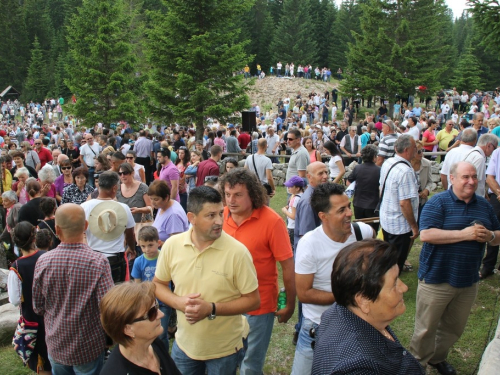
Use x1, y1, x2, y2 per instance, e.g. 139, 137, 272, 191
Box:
2, 86, 500, 375
244, 63, 342, 81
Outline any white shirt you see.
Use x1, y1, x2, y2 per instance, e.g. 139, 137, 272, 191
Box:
441, 103, 450, 115
464, 146, 486, 197
441, 144, 474, 187
79, 142, 101, 167
80, 199, 135, 255
407, 125, 420, 141
295, 223, 374, 324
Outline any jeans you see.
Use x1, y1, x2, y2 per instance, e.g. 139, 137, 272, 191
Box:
87, 167, 95, 188
482, 194, 500, 274
159, 304, 172, 350
179, 192, 188, 212
240, 313, 275, 375
294, 301, 303, 335
49, 352, 104, 375
171, 340, 245, 375
291, 318, 318, 375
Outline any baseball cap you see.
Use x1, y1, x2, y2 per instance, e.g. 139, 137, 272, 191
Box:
228, 124, 235, 128
284, 176, 304, 188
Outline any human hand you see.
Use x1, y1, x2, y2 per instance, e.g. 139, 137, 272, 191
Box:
130, 207, 140, 214
269, 190, 276, 197
184, 295, 211, 324
275, 305, 295, 323
463, 224, 491, 243
410, 225, 419, 240
125, 247, 136, 260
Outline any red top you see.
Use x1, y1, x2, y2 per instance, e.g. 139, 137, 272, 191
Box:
223, 206, 293, 315
195, 158, 220, 186
238, 133, 251, 150
37, 147, 53, 168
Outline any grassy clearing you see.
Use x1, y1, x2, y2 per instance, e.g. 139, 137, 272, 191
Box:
2, 186, 500, 374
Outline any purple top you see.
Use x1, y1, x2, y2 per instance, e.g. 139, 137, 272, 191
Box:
54, 174, 71, 197
153, 200, 189, 242
159, 161, 180, 201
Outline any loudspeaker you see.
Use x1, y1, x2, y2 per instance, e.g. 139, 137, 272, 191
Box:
241, 111, 256, 133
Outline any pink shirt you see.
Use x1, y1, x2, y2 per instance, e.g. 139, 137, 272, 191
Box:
159, 161, 180, 202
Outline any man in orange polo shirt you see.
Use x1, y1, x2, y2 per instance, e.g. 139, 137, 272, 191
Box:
221, 168, 295, 375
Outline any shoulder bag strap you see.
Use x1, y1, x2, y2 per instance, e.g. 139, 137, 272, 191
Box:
464, 149, 482, 161
251, 155, 260, 179
379, 161, 408, 205
352, 222, 362, 241
38, 219, 58, 239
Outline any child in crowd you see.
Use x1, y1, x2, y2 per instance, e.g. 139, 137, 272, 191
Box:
281, 176, 305, 253
131, 226, 172, 349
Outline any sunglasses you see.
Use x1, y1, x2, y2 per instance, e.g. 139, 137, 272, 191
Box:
118, 171, 130, 176
287, 137, 296, 141
131, 300, 159, 323
204, 176, 219, 182
61, 166, 72, 170
35, 143, 42, 145
126, 156, 134, 159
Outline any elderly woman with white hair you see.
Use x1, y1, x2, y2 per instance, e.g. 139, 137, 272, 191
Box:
12, 167, 30, 204
0, 190, 22, 265
38, 164, 57, 198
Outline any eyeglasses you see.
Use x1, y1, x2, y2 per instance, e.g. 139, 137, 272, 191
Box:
61, 166, 72, 170
35, 142, 42, 145
287, 137, 296, 141
118, 171, 130, 176
204, 176, 219, 182
131, 300, 159, 323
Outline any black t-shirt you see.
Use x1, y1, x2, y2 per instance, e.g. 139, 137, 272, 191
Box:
378, 106, 388, 116
18, 197, 45, 227
100, 338, 181, 375
336, 129, 348, 144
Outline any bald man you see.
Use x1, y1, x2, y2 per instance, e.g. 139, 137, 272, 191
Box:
33, 204, 113, 373
53, 153, 69, 177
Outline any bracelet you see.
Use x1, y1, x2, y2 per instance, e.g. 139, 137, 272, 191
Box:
488, 231, 496, 244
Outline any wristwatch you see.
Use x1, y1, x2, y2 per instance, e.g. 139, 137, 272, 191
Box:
208, 303, 216, 320
488, 231, 496, 244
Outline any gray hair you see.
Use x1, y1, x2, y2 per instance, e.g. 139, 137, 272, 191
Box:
14, 167, 29, 178
394, 134, 414, 154
473, 112, 484, 121
478, 134, 499, 147
350, 126, 357, 132
461, 128, 478, 144
252, 132, 259, 139
450, 161, 476, 177
361, 144, 378, 163
98, 171, 120, 190
383, 120, 396, 132
362, 126, 367, 132
38, 164, 56, 183
2, 190, 17, 203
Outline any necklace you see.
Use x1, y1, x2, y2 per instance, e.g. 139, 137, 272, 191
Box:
381, 328, 394, 341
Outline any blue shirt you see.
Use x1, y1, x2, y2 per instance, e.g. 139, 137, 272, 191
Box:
418, 189, 500, 287
131, 254, 159, 281
294, 186, 321, 249
313, 303, 424, 375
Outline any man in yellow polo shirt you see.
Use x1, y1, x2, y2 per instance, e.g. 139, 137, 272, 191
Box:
436, 120, 459, 162
154, 186, 259, 375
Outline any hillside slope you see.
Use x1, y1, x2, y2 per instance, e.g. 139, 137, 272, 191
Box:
246, 77, 339, 115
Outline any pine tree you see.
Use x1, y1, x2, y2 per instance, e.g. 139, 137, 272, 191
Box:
453, 46, 483, 92
241, 0, 275, 74
270, 0, 318, 66
24, 37, 49, 102
469, 0, 500, 52
328, 0, 363, 72
145, 0, 252, 140
0, 0, 29, 90
66, 0, 139, 127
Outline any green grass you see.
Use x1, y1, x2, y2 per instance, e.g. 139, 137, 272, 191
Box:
2, 186, 500, 374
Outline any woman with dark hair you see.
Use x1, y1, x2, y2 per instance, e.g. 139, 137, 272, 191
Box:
347, 144, 381, 231
8, 221, 51, 374
184, 151, 201, 191
312, 239, 424, 375
148, 180, 189, 244
61, 167, 94, 205
100, 282, 180, 375
303, 136, 321, 163
323, 140, 345, 184
126, 150, 146, 183
175, 147, 190, 211
206, 131, 215, 151
214, 130, 226, 151
58, 139, 68, 155
18, 179, 45, 226
224, 157, 238, 174
54, 159, 73, 203
37, 197, 60, 250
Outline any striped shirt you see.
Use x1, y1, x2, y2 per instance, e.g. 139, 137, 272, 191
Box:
32, 243, 113, 365
377, 133, 399, 160
418, 189, 500, 287
379, 155, 419, 235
